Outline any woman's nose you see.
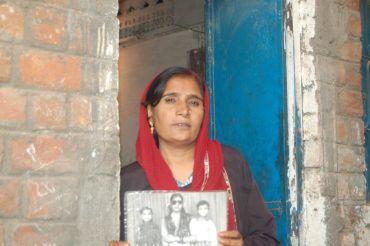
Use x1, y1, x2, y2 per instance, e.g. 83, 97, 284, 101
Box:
176, 100, 190, 117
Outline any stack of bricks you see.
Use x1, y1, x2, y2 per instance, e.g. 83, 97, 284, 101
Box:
312, 0, 370, 244
0, 0, 120, 245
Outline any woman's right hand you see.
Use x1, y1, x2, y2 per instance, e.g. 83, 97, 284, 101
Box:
109, 241, 129, 246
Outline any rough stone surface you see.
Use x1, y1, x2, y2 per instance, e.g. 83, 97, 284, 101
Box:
0, 0, 120, 245
296, 0, 368, 245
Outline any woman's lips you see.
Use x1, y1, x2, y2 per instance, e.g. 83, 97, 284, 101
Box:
172, 123, 190, 128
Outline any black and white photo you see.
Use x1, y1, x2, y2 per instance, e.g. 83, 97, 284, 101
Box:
124, 191, 227, 246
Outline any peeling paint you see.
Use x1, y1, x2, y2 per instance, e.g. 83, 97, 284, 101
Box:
285, 0, 330, 245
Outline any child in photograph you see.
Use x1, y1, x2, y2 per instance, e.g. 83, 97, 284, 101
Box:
135, 207, 162, 246
189, 200, 217, 246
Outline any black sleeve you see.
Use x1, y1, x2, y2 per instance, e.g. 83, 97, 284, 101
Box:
222, 146, 279, 245
242, 162, 279, 245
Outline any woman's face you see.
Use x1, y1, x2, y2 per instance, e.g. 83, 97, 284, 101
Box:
147, 76, 204, 148
171, 195, 183, 212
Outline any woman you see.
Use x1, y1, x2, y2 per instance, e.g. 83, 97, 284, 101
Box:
189, 200, 217, 246
161, 193, 192, 245
118, 67, 279, 245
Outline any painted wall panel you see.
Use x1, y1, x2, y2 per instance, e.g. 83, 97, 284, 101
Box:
206, 0, 287, 244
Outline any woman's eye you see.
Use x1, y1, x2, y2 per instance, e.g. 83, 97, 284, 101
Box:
189, 99, 201, 107
164, 97, 176, 103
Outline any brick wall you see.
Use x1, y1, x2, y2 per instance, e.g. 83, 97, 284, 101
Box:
0, 0, 120, 245
298, 0, 370, 244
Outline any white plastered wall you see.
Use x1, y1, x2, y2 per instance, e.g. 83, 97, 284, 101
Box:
285, 0, 328, 245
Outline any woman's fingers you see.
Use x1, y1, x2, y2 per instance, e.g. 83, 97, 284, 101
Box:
219, 230, 241, 238
218, 230, 243, 246
109, 241, 129, 246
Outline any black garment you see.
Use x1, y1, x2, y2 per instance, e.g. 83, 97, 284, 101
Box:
120, 145, 279, 245
135, 221, 162, 246
164, 211, 192, 241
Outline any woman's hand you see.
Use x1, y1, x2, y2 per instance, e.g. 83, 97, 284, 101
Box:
109, 241, 129, 246
218, 230, 244, 246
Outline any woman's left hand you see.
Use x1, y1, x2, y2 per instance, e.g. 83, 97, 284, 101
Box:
218, 230, 244, 246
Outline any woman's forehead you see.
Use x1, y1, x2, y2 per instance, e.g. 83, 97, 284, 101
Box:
164, 76, 202, 95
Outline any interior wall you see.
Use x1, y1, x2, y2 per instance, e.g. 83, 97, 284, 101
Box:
118, 29, 201, 166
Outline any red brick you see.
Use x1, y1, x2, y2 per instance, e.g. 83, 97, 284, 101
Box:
340, 41, 362, 62
349, 118, 365, 145
30, 6, 66, 47
11, 136, 67, 173
337, 89, 363, 117
26, 178, 78, 219
32, 95, 66, 129
338, 173, 366, 200
70, 96, 92, 129
348, 13, 362, 38
0, 3, 24, 41
339, 231, 355, 246
336, 117, 349, 143
344, 0, 360, 11
0, 47, 11, 82
12, 225, 76, 245
34, 136, 66, 169
345, 64, 361, 90
0, 179, 20, 216
0, 88, 26, 123
19, 50, 81, 91
12, 225, 48, 245
11, 138, 33, 171
338, 145, 365, 172
338, 62, 362, 90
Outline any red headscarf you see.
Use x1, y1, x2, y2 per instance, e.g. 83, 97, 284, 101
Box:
135, 71, 236, 230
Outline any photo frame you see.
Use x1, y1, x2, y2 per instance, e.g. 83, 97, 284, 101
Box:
124, 191, 227, 246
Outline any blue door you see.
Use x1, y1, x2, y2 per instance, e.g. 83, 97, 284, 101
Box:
205, 0, 288, 244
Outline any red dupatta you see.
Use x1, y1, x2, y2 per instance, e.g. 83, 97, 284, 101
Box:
135, 73, 236, 230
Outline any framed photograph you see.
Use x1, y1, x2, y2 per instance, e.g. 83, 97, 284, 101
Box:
124, 191, 227, 246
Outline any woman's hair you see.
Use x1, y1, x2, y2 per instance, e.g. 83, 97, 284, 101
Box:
167, 193, 184, 213
144, 66, 204, 107
170, 193, 183, 202
196, 200, 210, 210
165, 193, 191, 238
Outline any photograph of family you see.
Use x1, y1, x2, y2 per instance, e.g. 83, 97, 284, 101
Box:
124, 191, 227, 246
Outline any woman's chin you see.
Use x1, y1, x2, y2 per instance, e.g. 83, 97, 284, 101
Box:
170, 137, 197, 147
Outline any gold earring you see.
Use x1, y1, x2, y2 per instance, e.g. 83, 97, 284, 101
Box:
149, 121, 154, 134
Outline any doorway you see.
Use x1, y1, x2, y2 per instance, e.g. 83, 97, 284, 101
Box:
117, 0, 290, 244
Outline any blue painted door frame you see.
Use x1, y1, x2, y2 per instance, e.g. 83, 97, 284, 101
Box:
205, 0, 288, 244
